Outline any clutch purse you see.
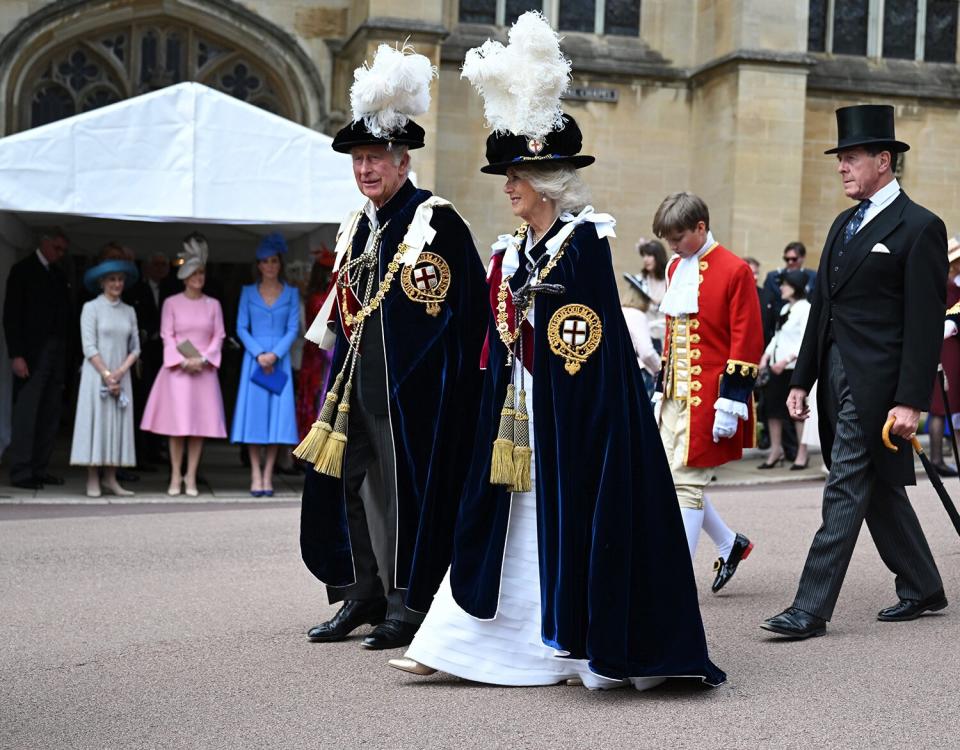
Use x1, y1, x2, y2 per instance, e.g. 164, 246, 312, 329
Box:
756, 365, 773, 389
177, 340, 202, 359
251, 365, 288, 395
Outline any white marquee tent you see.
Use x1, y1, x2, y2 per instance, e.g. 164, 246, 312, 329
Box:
0, 82, 363, 457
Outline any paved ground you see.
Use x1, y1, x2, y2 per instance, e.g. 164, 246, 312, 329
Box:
0, 438, 830, 504
2, 477, 958, 749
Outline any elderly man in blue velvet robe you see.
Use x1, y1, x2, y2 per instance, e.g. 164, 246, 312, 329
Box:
297, 44, 488, 651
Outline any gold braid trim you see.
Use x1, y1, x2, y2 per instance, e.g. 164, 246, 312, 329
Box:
724, 359, 760, 378
495, 223, 573, 351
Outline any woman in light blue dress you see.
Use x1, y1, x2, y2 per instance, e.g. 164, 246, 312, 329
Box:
231, 233, 300, 496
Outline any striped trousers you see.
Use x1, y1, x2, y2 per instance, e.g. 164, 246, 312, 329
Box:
793, 346, 942, 620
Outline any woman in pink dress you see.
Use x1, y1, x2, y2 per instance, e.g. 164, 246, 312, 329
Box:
140, 234, 227, 496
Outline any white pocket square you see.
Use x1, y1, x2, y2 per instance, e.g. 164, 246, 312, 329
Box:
870, 243, 891, 254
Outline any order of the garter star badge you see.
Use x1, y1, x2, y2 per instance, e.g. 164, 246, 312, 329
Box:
548, 304, 602, 375
401, 251, 451, 316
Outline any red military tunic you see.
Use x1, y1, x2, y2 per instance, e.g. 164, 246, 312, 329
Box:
661, 244, 764, 468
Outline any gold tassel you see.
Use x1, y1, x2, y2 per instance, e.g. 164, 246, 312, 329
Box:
490, 384, 517, 485
315, 383, 352, 479
510, 389, 532, 492
292, 372, 345, 462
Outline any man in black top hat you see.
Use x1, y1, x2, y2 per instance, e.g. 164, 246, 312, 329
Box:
762, 104, 948, 639
298, 44, 487, 651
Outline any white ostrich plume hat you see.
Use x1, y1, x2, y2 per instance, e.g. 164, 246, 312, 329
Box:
350, 42, 438, 139
461, 11, 571, 140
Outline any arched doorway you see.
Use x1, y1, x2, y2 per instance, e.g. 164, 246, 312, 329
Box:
0, 0, 328, 134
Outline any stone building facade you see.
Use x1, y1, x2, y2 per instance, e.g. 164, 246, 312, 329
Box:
1, 0, 959, 275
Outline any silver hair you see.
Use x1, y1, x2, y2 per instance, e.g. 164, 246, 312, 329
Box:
511, 163, 592, 214
387, 143, 409, 167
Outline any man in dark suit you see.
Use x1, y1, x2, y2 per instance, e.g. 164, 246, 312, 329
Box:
762, 105, 947, 639
2, 228, 71, 489
124, 251, 174, 466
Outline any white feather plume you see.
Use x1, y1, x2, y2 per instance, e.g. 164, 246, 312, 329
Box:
461, 11, 570, 139
350, 43, 438, 138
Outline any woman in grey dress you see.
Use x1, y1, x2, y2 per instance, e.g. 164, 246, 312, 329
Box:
70, 259, 141, 497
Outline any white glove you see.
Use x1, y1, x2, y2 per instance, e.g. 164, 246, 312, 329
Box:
651, 391, 663, 422
944, 320, 958, 340
712, 408, 739, 443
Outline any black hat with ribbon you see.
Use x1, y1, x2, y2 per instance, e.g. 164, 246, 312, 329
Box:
331, 119, 426, 154
480, 113, 595, 175
462, 12, 594, 176
825, 104, 910, 155
331, 43, 435, 155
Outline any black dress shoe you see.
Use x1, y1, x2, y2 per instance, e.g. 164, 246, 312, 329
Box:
877, 590, 948, 622
711, 533, 754, 593
307, 598, 387, 642
35, 473, 64, 486
933, 462, 959, 478
11, 477, 43, 490
761, 607, 827, 639
361, 619, 419, 650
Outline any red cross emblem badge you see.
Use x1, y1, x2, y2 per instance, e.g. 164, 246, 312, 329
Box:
548, 304, 603, 375
401, 251, 451, 317
413, 264, 439, 292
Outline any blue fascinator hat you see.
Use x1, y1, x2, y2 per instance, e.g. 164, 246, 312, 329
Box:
256, 233, 288, 260
83, 259, 139, 294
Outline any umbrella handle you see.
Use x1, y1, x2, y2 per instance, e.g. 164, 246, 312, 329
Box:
882, 416, 923, 454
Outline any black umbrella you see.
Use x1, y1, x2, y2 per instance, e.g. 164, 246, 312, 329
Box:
883, 417, 960, 538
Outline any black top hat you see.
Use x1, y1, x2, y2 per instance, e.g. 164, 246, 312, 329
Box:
331, 119, 426, 153
824, 105, 910, 155
481, 113, 595, 175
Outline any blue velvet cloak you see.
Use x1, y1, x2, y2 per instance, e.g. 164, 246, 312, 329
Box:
449, 219, 726, 685
300, 181, 488, 612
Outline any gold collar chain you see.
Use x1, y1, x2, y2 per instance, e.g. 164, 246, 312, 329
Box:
338, 220, 407, 328
495, 223, 570, 349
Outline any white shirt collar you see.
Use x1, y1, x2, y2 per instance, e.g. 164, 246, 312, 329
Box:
35, 248, 50, 269
867, 178, 900, 210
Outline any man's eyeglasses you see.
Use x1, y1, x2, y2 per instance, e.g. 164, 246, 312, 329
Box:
782, 255, 800, 263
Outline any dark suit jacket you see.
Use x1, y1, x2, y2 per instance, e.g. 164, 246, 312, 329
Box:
791, 190, 947, 487
2, 252, 71, 364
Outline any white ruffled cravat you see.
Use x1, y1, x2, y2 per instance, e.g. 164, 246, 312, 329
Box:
659, 231, 716, 317
490, 205, 616, 282
545, 205, 616, 257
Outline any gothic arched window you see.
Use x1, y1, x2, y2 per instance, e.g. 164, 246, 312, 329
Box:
20, 21, 292, 130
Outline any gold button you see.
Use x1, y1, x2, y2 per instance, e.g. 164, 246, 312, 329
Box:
691, 349, 701, 360
689, 319, 700, 329
690, 380, 702, 391
690, 396, 702, 407
689, 334, 701, 343
691, 365, 702, 375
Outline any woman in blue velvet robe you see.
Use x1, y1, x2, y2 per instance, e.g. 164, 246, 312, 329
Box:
231, 236, 300, 496
389, 114, 726, 689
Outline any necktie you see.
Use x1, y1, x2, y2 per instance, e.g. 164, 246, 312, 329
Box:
843, 200, 871, 244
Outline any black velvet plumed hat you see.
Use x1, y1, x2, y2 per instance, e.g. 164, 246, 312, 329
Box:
480, 113, 595, 175
331, 119, 426, 153
825, 104, 910, 155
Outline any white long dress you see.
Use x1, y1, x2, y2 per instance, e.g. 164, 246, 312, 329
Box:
403, 397, 664, 691
69, 295, 140, 467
